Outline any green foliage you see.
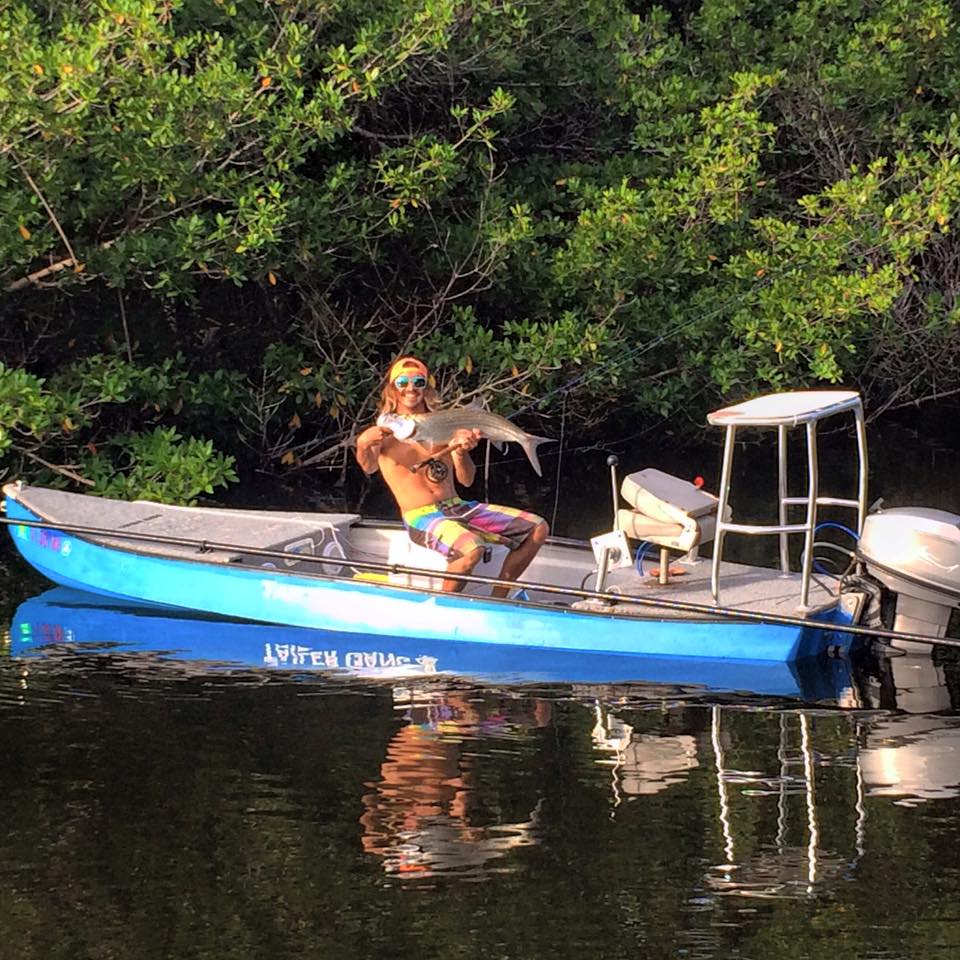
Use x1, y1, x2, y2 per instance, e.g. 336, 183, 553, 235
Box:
79, 426, 238, 504
0, 358, 240, 501
2, 0, 960, 496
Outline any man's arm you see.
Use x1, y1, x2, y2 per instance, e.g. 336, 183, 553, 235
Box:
451, 428, 480, 486
355, 425, 389, 475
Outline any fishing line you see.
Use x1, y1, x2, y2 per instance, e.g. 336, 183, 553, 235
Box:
505, 213, 904, 428
483, 433, 492, 502
481, 280, 768, 477
493, 232, 890, 475
507, 280, 759, 425
550, 390, 568, 533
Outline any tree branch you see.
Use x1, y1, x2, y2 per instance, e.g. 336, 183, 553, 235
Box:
10, 149, 78, 265
21, 449, 94, 487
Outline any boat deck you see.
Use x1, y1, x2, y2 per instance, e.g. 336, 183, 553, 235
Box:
571, 558, 841, 620
11, 484, 361, 561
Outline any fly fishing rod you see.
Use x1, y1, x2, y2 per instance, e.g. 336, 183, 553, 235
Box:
409, 440, 462, 473
2, 511, 958, 652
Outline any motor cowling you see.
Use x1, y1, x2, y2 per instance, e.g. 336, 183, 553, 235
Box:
857, 507, 960, 639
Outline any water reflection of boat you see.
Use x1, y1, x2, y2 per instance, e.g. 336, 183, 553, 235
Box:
585, 699, 857, 897
8, 587, 855, 697
704, 708, 855, 899
691, 650, 960, 897
591, 703, 699, 801
858, 649, 960, 805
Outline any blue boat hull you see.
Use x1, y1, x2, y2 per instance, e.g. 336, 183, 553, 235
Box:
10, 588, 854, 699
4, 497, 856, 664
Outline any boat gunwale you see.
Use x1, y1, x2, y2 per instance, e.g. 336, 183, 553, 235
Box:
4, 490, 853, 642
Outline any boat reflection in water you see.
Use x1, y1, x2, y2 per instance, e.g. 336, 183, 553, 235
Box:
858, 645, 960, 806
701, 707, 856, 899
9, 587, 854, 697
591, 703, 699, 803
584, 642, 960, 900
8, 587, 960, 888
710, 646, 960, 898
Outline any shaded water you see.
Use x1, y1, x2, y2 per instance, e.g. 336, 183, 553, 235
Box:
3, 410, 960, 958
2, 628, 960, 959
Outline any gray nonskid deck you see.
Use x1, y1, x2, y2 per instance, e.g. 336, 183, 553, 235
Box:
15, 484, 361, 565
572, 558, 841, 620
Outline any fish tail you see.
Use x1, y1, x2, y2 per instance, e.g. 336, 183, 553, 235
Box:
520, 435, 554, 477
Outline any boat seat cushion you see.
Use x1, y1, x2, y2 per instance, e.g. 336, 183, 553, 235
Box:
616, 510, 684, 547
617, 508, 720, 552
621, 468, 720, 523
617, 469, 727, 552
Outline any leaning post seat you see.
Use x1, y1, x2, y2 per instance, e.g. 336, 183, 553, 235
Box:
705, 390, 867, 611
617, 468, 727, 584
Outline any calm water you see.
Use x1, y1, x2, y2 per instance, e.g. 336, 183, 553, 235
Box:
3, 412, 960, 958
2, 628, 960, 959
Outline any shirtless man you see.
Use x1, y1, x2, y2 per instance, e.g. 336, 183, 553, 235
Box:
355, 356, 548, 595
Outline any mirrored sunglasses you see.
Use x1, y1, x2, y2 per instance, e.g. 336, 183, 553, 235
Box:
394, 374, 427, 389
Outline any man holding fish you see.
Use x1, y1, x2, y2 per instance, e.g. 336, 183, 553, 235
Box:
355, 356, 549, 595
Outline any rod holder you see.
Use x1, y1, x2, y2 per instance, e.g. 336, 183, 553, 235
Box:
594, 546, 610, 593
607, 455, 620, 531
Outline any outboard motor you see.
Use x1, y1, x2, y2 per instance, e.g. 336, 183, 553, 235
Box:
857, 507, 960, 637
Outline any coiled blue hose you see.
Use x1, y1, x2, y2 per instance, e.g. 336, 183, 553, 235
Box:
810, 521, 860, 576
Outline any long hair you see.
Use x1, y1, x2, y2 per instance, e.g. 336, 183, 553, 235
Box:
378, 358, 440, 414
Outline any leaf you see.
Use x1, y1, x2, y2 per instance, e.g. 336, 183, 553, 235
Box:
268, 271, 277, 285
281, 451, 295, 465
299, 366, 312, 375
464, 355, 473, 374
18, 224, 31, 240
288, 412, 301, 429
261, 76, 272, 88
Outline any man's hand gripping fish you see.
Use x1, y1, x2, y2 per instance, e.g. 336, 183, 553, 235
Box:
377, 405, 553, 476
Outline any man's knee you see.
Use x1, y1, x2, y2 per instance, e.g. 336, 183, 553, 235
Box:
465, 544, 486, 568
531, 519, 549, 545
448, 545, 485, 572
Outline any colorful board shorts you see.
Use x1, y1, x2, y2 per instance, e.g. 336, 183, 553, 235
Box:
402, 498, 544, 561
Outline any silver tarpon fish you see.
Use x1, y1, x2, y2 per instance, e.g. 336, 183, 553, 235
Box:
377, 406, 553, 476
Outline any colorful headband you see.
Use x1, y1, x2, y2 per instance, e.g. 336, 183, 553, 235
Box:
388, 357, 429, 383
